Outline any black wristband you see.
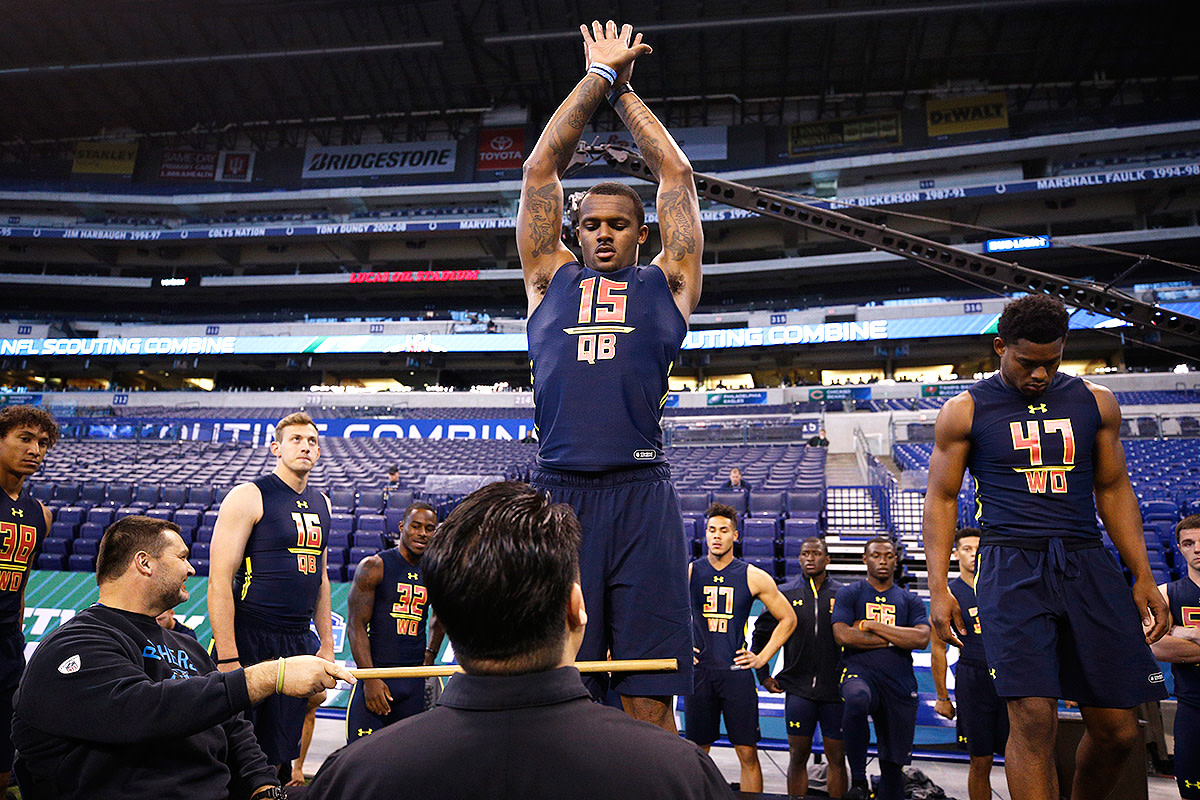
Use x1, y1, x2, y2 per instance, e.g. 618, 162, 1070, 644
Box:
608, 83, 634, 105
216, 657, 240, 664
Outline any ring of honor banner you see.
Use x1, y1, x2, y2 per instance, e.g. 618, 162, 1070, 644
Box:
926, 92, 1009, 137
72, 142, 139, 175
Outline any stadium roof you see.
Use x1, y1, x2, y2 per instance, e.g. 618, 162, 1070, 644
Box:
0, 0, 1191, 144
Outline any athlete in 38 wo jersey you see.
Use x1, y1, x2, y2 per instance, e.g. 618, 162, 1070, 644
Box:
0, 405, 58, 795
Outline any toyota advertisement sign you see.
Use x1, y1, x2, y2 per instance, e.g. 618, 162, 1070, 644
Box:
476, 127, 526, 171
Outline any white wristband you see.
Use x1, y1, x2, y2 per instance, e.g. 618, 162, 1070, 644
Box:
587, 63, 617, 87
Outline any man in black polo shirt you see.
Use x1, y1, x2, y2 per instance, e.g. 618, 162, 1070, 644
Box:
306, 481, 733, 799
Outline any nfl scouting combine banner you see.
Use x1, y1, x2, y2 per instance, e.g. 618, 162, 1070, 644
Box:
302, 141, 457, 179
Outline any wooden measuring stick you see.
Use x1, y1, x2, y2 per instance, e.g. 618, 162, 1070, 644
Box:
349, 657, 677, 680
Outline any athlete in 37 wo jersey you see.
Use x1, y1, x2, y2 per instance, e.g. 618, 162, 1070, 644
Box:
685, 503, 795, 793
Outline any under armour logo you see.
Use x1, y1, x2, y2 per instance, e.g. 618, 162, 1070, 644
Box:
712, 576, 724, 583
357, 728, 373, 737
408, 572, 419, 581
1028, 403, 1047, 413
792, 599, 804, 607
788, 721, 802, 729
990, 668, 997, 680
10, 508, 21, 518
1184, 779, 1200, 789
296, 500, 309, 509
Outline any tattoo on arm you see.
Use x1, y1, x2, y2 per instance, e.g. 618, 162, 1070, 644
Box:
522, 182, 563, 257
617, 103, 666, 174
547, 77, 608, 174
658, 185, 698, 262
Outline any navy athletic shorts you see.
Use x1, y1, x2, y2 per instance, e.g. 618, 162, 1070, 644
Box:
684, 665, 760, 747
234, 618, 320, 765
841, 669, 917, 766
0, 625, 25, 771
345, 676, 424, 744
786, 694, 844, 740
530, 464, 692, 698
975, 539, 1167, 706
955, 660, 1008, 757
1177, 701, 1200, 800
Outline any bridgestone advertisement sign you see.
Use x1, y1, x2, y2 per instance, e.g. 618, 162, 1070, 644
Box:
302, 141, 457, 178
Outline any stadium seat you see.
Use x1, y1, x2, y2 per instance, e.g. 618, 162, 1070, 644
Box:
783, 519, 821, 540
191, 542, 211, 560
172, 509, 201, 534
326, 548, 348, 567
159, 485, 188, 507
133, 485, 161, 507
328, 531, 351, 551
354, 514, 386, 534
49, 521, 78, 540
104, 483, 134, 507
740, 538, 775, 557
31, 483, 55, 504
183, 486, 215, 509
349, 546, 378, 564
36, 553, 65, 571
85, 507, 115, 527
711, 491, 748, 516
352, 532, 384, 550
329, 488, 356, 513
787, 490, 824, 524
68, 554, 96, 572
144, 508, 173, 523
39, 538, 70, 555
79, 483, 107, 507
748, 491, 786, 519
385, 489, 415, 510
327, 564, 346, 583
357, 489, 385, 514
202, 509, 221, 528
195, 526, 214, 543
191, 559, 209, 577
77, 522, 105, 540
742, 517, 779, 540
52, 483, 82, 506
54, 506, 86, 527
72, 539, 99, 557
678, 492, 711, 519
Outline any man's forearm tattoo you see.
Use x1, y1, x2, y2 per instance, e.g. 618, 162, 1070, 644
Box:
548, 77, 607, 172
658, 185, 698, 261
522, 182, 562, 256
617, 103, 666, 174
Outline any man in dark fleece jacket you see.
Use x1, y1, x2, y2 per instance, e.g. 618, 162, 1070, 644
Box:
12, 515, 353, 800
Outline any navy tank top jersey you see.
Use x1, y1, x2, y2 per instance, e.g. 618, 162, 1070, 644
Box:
234, 474, 330, 627
949, 576, 987, 667
967, 371, 1102, 540
0, 488, 45, 624
527, 261, 687, 471
368, 548, 430, 667
1167, 576, 1200, 705
691, 557, 755, 668
832, 580, 928, 694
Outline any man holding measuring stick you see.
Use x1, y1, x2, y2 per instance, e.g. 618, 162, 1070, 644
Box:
307, 481, 732, 799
